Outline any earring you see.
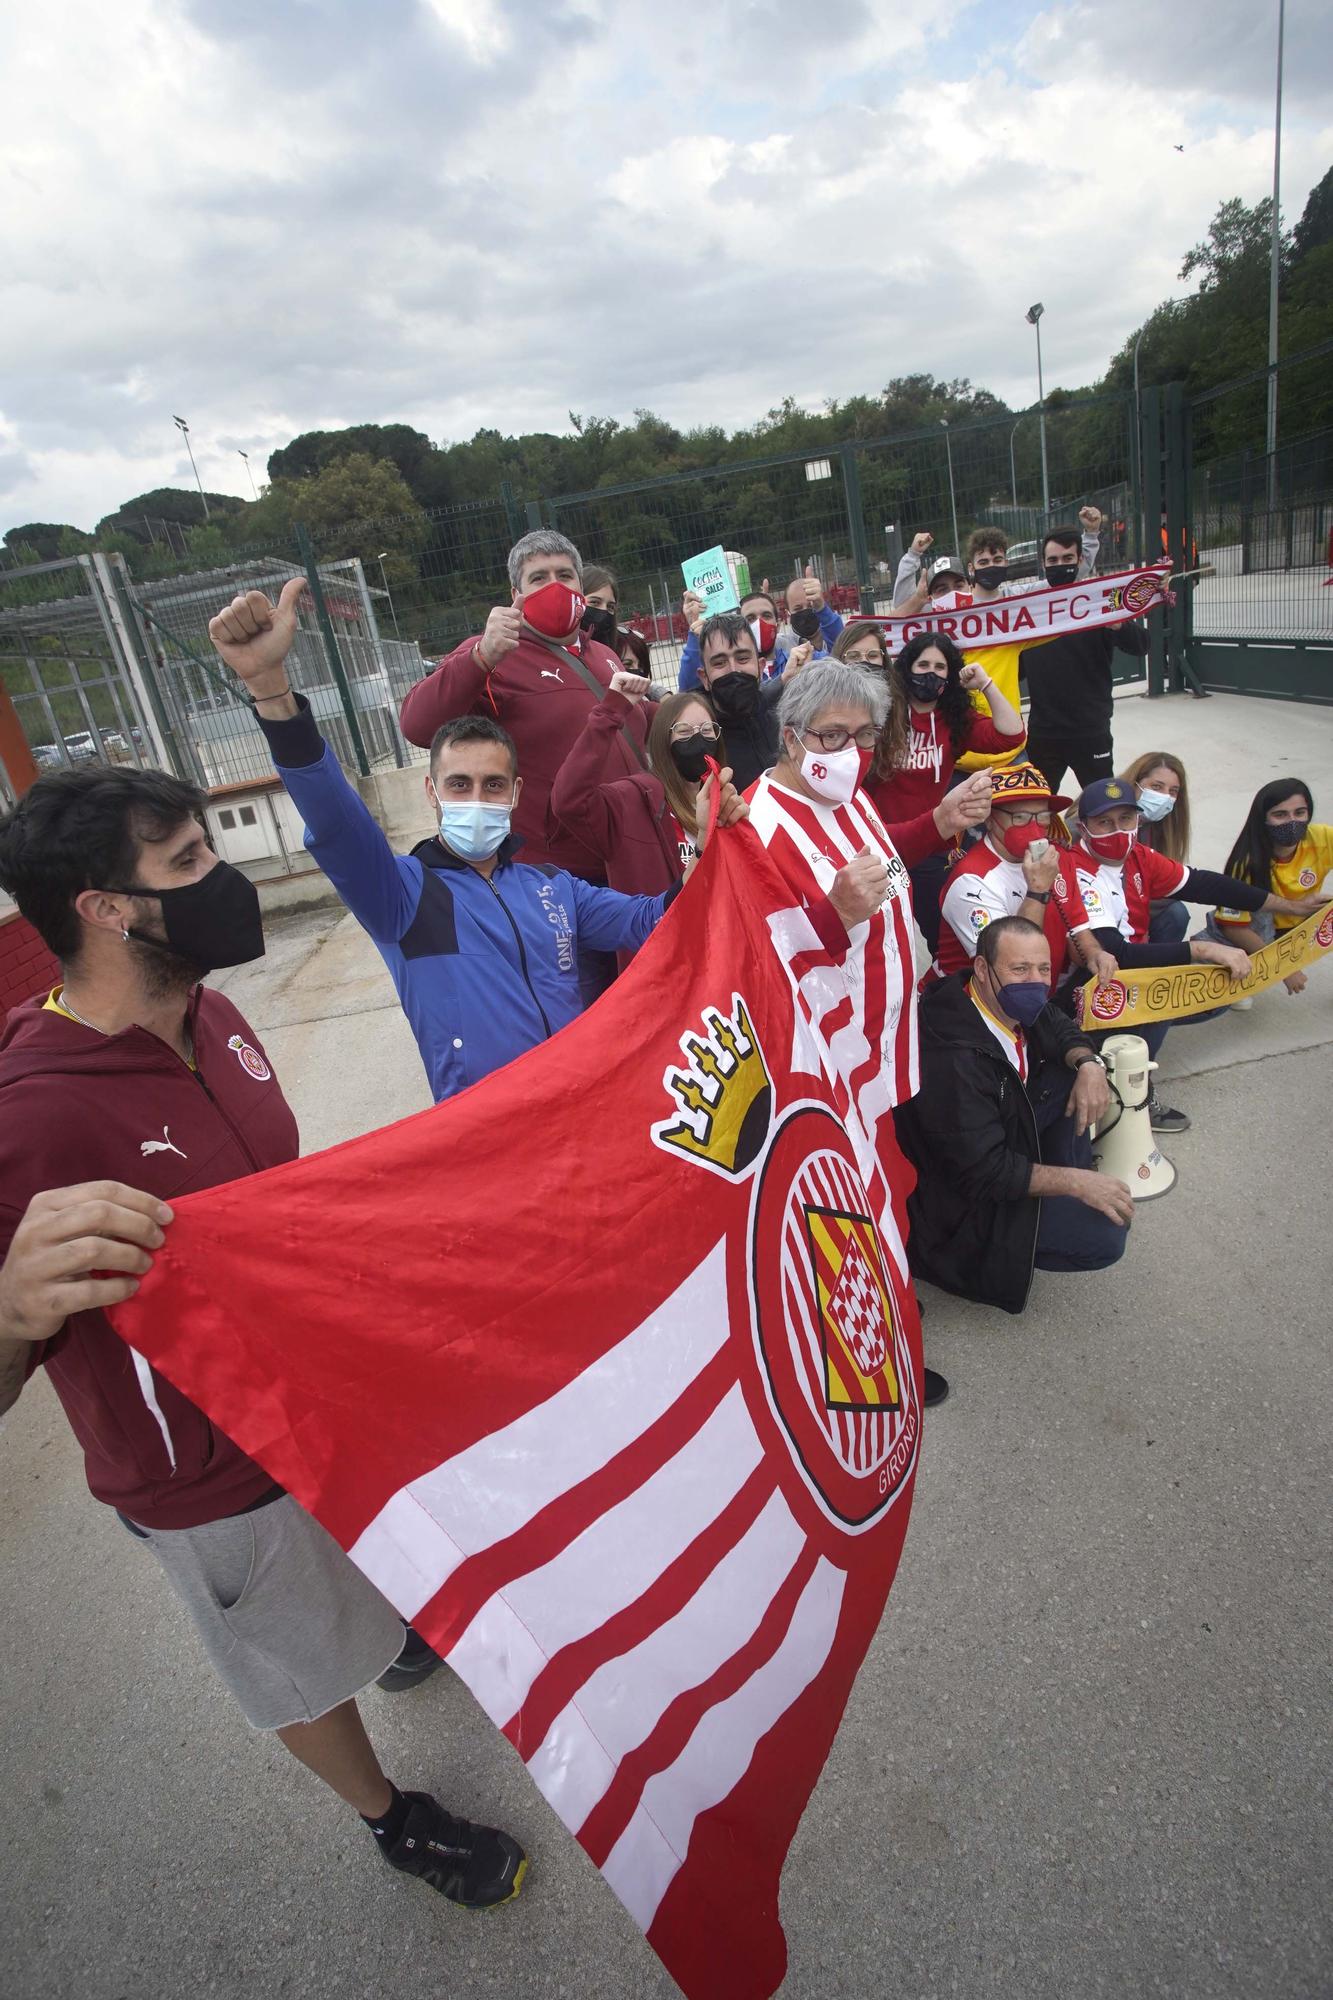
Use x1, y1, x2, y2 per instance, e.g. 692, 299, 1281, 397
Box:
122, 929, 130, 942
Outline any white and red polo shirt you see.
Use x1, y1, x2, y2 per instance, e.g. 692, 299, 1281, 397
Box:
932, 838, 1091, 987
1068, 841, 1188, 944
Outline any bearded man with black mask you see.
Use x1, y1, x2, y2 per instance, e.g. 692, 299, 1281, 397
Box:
694, 611, 785, 790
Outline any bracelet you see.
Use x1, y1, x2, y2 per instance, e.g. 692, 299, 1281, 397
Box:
250, 684, 294, 708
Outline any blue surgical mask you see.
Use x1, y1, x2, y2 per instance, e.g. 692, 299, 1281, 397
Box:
439, 802, 511, 861
994, 979, 1049, 1028
1136, 788, 1175, 822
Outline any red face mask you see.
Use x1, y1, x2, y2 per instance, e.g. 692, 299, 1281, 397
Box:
523, 580, 586, 640
1000, 820, 1051, 861
1084, 828, 1135, 864
750, 616, 778, 657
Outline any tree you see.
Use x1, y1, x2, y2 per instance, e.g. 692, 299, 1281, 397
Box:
1291, 164, 1333, 264
3, 522, 87, 562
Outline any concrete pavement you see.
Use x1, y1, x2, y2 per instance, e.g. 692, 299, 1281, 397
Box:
2, 689, 1331, 2000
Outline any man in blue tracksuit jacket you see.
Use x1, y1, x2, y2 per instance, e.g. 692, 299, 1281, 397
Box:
207, 580, 709, 1103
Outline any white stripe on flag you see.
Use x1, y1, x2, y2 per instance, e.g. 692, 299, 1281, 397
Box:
524, 1487, 806, 1827
349, 1238, 731, 1617
447, 1382, 764, 1720
601, 1555, 848, 1932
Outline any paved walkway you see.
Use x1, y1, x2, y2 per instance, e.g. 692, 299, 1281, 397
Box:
3, 690, 1331, 1999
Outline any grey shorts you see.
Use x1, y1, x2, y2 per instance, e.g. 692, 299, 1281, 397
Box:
129, 1495, 404, 1730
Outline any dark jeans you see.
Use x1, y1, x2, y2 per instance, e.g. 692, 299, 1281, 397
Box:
1029, 1062, 1129, 1274
1025, 731, 1114, 797
908, 850, 950, 957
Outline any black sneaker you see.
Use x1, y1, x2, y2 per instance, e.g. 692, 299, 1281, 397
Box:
923, 1367, 950, 1408
381, 1791, 527, 1910
1148, 1090, 1190, 1135
376, 1626, 444, 1693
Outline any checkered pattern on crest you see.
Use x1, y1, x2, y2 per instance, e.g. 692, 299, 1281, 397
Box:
826, 1234, 887, 1376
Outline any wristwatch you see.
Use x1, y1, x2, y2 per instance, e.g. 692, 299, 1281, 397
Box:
1071, 1051, 1105, 1071
1025, 889, 1051, 905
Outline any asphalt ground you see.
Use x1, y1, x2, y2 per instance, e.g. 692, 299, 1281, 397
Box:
3, 689, 1331, 2000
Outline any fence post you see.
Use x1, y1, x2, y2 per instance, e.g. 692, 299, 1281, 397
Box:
524, 500, 544, 531
1140, 388, 1166, 698
294, 522, 370, 776
1162, 383, 1205, 697
838, 443, 874, 613
500, 481, 524, 541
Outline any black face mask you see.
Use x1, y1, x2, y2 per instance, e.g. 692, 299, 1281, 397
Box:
789, 608, 821, 641
116, 860, 266, 975
1267, 818, 1308, 849
581, 604, 617, 644
669, 732, 716, 784
906, 670, 946, 704
1043, 562, 1079, 588
707, 671, 760, 722
972, 565, 1009, 591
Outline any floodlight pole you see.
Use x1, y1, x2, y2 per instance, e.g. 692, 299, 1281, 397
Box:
1265, 0, 1285, 505
939, 419, 960, 560
1026, 304, 1050, 523
172, 416, 210, 520
237, 450, 258, 500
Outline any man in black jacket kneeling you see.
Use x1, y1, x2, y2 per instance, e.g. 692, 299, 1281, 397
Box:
896, 917, 1133, 1315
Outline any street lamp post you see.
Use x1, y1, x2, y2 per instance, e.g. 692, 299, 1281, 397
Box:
1009, 420, 1020, 510
939, 419, 960, 561
237, 449, 258, 500
172, 416, 210, 521
1265, 0, 1285, 506
376, 553, 402, 642
1025, 304, 1051, 524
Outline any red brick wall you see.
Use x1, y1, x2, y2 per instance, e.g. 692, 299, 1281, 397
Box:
0, 908, 59, 1019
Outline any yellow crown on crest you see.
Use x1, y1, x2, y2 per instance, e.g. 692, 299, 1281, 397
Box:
651, 995, 773, 1180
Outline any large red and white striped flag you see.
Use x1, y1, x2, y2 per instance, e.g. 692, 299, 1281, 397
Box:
111, 816, 923, 2000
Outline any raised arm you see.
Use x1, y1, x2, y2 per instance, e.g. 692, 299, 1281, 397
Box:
549, 681, 651, 862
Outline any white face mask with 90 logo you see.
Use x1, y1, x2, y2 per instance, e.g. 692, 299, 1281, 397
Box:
795, 739, 863, 804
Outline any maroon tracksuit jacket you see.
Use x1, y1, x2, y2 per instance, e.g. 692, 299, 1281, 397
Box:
0, 989, 298, 1529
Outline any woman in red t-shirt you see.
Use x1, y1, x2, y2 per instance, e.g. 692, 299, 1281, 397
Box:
864, 630, 1025, 954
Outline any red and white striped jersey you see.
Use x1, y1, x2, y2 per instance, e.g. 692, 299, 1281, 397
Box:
746, 775, 919, 1130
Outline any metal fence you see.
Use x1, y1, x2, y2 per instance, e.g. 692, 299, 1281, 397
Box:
1188, 345, 1333, 693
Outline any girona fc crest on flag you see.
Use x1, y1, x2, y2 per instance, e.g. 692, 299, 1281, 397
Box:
112, 819, 923, 2000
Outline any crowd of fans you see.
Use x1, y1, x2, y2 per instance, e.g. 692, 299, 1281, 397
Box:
0, 520, 1328, 1921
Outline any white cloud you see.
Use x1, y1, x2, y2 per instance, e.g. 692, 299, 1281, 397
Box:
1, 0, 1328, 531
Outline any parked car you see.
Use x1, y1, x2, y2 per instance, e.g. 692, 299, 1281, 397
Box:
1006, 539, 1040, 579
64, 732, 99, 761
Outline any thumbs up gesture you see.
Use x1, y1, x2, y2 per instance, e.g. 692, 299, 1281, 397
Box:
208, 577, 307, 703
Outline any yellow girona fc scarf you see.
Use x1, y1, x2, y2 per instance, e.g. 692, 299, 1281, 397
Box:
1077, 901, 1333, 1031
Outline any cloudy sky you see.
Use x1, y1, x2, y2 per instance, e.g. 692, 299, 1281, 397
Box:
3, 0, 1329, 532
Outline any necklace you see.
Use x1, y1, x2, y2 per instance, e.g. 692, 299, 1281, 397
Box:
59, 989, 194, 1064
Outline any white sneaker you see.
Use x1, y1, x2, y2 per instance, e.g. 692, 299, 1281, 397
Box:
1230, 996, 1255, 1012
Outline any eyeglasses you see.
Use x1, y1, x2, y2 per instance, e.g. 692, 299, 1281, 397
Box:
993, 806, 1050, 826
801, 725, 879, 753
670, 721, 720, 742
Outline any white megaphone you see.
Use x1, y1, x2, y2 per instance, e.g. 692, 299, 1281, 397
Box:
1090, 1033, 1177, 1200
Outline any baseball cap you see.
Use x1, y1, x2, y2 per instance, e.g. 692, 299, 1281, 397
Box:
989, 761, 1073, 815
1077, 777, 1139, 820
928, 555, 965, 586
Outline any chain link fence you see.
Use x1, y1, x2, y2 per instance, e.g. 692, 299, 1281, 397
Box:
1191, 343, 1333, 649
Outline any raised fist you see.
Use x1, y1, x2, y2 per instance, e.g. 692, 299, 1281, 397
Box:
958, 663, 990, 693
910, 531, 933, 558
1078, 505, 1103, 535
608, 671, 653, 703
829, 846, 889, 932
208, 577, 307, 697
477, 603, 523, 670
